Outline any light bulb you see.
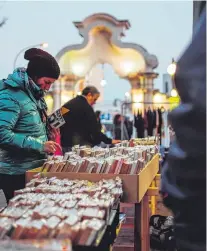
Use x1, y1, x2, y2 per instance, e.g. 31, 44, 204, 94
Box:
100, 79, 107, 86
41, 43, 48, 48
171, 89, 178, 97
71, 63, 85, 76
125, 92, 130, 97
167, 62, 176, 75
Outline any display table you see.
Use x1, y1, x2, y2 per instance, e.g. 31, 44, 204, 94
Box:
0, 205, 120, 251
26, 154, 159, 251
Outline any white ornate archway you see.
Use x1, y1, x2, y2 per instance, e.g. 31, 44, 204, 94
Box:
53, 13, 159, 113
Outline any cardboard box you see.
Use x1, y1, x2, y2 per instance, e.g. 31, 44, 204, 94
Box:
26, 154, 159, 203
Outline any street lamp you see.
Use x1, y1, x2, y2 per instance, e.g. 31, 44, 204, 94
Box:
167, 58, 177, 94
125, 92, 130, 98
167, 58, 176, 76
100, 79, 107, 87
100, 64, 107, 87
13, 42, 48, 69
171, 88, 178, 97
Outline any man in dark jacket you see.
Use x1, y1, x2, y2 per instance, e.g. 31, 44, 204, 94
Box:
161, 7, 206, 251
60, 86, 119, 153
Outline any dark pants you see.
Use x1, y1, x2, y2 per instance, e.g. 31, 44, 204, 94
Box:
136, 128, 144, 138
163, 195, 206, 251
0, 173, 25, 202
147, 126, 154, 136
157, 126, 162, 145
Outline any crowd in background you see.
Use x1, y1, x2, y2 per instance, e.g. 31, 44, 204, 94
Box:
95, 111, 133, 141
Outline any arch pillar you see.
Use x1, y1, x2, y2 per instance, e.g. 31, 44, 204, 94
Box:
128, 76, 144, 115
74, 78, 86, 95
127, 72, 158, 114
141, 73, 158, 110
52, 81, 61, 111
59, 75, 79, 108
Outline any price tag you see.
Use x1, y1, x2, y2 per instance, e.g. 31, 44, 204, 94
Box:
48, 107, 70, 129
87, 181, 93, 187
48, 109, 66, 129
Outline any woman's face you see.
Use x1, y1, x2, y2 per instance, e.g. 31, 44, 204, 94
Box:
36, 77, 56, 91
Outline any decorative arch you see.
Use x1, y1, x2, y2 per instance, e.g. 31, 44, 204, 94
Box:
53, 13, 159, 113
56, 13, 158, 79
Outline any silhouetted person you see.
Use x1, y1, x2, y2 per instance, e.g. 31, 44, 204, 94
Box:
113, 114, 129, 140
161, 7, 206, 251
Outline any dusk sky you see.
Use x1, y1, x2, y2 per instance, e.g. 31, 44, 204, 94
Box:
0, 1, 193, 103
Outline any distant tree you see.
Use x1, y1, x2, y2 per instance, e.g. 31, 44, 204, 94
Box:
0, 1, 8, 28
0, 17, 7, 28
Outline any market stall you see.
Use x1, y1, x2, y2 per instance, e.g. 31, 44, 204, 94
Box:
0, 138, 159, 251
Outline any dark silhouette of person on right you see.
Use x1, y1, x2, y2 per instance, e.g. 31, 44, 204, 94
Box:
161, 6, 206, 251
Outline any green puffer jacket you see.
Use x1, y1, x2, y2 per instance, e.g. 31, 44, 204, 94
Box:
0, 69, 47, 175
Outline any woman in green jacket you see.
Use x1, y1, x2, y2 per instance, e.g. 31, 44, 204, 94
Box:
0, 48, 61, 202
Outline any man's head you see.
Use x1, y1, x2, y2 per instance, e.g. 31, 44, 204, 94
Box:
82, 86, 100, 106
24, 48, 60, 92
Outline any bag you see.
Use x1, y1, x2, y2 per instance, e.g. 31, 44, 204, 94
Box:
150, 215, 176, 251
